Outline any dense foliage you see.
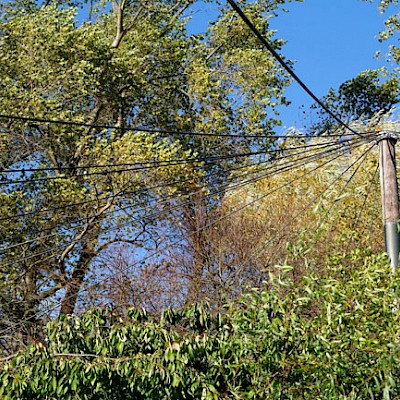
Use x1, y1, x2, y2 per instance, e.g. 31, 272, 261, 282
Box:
309, 68, 399, 134
1, 2, 400, 396
0, 0, 298, 348
1, 255, 400, 399
170, 138, 381, 299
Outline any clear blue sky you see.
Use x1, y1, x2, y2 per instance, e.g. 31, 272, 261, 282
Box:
188, 0, 397, 132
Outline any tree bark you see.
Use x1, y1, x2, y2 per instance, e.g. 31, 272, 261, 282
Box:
183, 198, 211, 304
59, 240, 97, 315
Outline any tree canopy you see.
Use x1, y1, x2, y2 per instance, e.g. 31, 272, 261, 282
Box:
0, 0, 300, 350
308, 68, 399, 134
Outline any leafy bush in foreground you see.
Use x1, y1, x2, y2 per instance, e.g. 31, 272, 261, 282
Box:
1, 254, 400, 399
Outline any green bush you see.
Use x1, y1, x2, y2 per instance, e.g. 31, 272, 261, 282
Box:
1, 254, 400, 399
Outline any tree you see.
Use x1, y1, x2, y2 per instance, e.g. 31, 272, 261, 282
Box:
193, 135, 383, 292
368, 0, 400, 65
308, 68, 399, 135
0, 0, 299, 351
0, 2, 200, 349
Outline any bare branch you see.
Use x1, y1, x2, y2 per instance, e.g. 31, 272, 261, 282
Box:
112, 5, 144, 49
58, 199, 114, 273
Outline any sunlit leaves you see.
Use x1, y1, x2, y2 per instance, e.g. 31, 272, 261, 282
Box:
215, 138, 381, 284
309, 68, 399, 134
1, 257, 400, 398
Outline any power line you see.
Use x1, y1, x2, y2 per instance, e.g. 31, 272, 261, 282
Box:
0, 149, 268, 186
0, 137, 366, 246
0, 138, 368, 266
0, 137, 350, 225
0, 147, 345, 261
0, 112, 332, 140
2, 137, 365, 175
225, 0, 360, 136
0, 137, 363, 279
0, 113, 254, 138
1, 136, 369, 257
0, 113, 370, 146
1, 135, 370, 186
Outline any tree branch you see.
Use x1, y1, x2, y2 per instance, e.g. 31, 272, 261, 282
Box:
112, 4, 144, 49
57, 199, 114, 274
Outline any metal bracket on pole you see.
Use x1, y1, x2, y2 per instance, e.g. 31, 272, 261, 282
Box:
384, 221, 400, 273
376, 130, 400, 144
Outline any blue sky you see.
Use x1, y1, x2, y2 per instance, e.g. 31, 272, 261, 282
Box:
270, 0, 396, 131
189, 0, 397, 132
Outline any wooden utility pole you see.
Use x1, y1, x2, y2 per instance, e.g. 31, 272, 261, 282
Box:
379, 133, 400, 271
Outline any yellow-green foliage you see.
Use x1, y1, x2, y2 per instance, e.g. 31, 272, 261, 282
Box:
219, 138, 382, 278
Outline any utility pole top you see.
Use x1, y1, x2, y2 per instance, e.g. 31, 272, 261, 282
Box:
376, 130, 400, 143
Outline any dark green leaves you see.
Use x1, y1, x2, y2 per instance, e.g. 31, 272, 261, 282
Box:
2, 256, 400, 399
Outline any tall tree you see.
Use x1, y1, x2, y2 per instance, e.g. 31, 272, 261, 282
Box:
0, 0, 298, 350
0, 2, 199, 348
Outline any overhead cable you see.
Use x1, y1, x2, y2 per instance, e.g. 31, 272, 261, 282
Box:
0, 136, 367, 239
1, 135, 369, 252
225, 0, 360, 136
0, 139, 368, 261
1, 135, 372, 187
0, 113, 365, 141
1, 135, 367, 175
0, 137, 352, 224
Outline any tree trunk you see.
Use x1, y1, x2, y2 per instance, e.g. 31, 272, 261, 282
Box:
59, 241, 96, 315
184, 199, 211, 305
